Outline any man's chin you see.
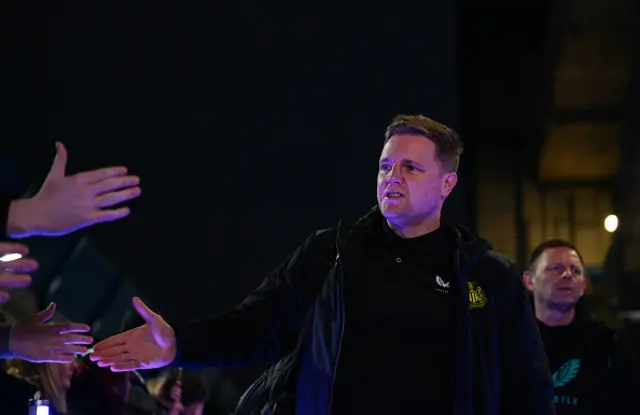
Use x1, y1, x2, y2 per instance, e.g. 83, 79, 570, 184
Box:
380, 199, 407, 212
380, 206, 405, 220
549, 297, 579, 311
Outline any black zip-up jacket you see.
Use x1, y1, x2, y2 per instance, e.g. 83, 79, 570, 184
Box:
173, 207, 555, 415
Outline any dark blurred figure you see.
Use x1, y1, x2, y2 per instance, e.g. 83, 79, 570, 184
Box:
0, 357, 76, 414
523, 239, 640, 414
202, 400, 229, 415
0, 355, 130, 414
153, 369, 208, 415
120, 312, 234, 415
68, 355, 131, 414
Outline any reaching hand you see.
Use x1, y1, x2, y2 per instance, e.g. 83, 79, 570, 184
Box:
90, 297, 176, 372
9, 302, 93, 363
7, 142, 142, 238
0, 241, 37, 303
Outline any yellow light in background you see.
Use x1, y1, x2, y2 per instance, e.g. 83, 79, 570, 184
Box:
604, 214, 618, 233
0, 253, 22, 262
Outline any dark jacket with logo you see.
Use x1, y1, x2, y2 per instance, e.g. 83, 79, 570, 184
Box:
539, 306, 640, 414
173, 207, 554, 415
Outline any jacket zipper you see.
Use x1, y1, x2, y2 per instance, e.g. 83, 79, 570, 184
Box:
327, 253, 345, 415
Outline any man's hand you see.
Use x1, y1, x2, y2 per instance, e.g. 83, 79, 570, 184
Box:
90, 297, 176, 372
0, 241, 37, 303
7, 142, 142, 238
9, 302, 93, 363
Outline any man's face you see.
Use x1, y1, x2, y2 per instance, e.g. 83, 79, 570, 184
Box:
523, 247, 587, 308
377, 134, 457, 227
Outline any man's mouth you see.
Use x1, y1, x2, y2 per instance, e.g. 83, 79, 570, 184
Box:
385, 192, 404, 198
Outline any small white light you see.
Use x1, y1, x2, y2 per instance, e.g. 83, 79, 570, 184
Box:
604, 214, 618, 233
0, 253, 22, 262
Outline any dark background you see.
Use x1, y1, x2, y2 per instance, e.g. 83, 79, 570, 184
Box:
0, 3, 466, 323
4, 0, 637, 397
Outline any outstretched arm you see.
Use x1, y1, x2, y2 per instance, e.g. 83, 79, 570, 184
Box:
172, 229, 334, 367
91, 229, 336, 371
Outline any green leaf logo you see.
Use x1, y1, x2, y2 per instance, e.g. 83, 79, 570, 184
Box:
552, 359, 581, 388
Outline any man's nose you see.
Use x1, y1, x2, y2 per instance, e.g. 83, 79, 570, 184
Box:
560, 267, 574, 279
388, 165, 403, 183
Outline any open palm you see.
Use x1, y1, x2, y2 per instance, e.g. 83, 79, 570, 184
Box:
90, 297, 176, 372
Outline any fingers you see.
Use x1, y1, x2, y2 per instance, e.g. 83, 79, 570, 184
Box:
90, 175, 140, 197
32, 348, 84, 364
89, 344, 127, 360
94, 187, 141, 208
0, 273, 32, 289
110, 361, 142, 372
89, 207, 131, 225
0, 242, 29, 256
95, 354, 135, 368
59, 333, 93, 344
44, 354, 77, 364
0, 255, 37, 291
1, 258, 38, 273
57, 344, 89, 355
92, 333, 129, 353
44, 142, 68, 182
56, 323, 92, 334
97, 358, 120, 367
133, 297, 157, 324
73, 166, 128, 185
36, 302, 56, 323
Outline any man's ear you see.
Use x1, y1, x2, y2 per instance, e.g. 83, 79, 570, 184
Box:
522, 270, 535, 291
442, 172, 458, 197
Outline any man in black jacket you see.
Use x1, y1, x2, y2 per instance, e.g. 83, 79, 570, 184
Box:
0, 141, 141, 362
91, 114, 555, 414
523, 239, 640, 414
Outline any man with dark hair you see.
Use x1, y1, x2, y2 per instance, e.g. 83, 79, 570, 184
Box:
523, 239, 639, 414
92, 114, 554, 414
